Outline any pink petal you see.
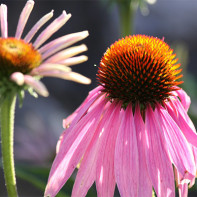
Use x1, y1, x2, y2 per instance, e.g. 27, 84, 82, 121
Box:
1, 4, 8, 38
115, 105, 139, 197
45, 97, 106, 197
145, 105, 175, 197
96, 102, 122, 197
155, 105, 196, 181
134, 104, 152, 197
45, 44, 87, 63
175, 88, 191, 112
37, 70, 91, 84
40, 31, 89, 60
24, 75, 49, 97
72, 101, 116, 197
62, 86, 103, 129
57, 55, 88, 67
165, 98, 197, 148
24, 10, 54, 43
33, 11, 71, 49
15, 0, 34, 39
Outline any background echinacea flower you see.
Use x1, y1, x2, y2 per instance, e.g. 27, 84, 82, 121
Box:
45, 35, 197, 197
0, 0, 91, 196
0, 0, 91, 100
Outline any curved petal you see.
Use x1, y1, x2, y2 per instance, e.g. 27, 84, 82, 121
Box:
145, 105, 175, 197
134, 104, 152, 197
62, 86, 103, 129
175, 88, 191, 112
96, 102, 122, 197
115, 105, 139, 197
155, 105, 196, 181
165, 98, 197, 148
45, 98, 106, 197
10, 72, 25, 86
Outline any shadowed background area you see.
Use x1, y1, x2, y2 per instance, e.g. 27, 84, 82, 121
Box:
0, 0, 197, 196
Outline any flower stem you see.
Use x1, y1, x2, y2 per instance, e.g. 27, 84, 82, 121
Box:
0, 92, 18, 197
118, 0, 137, 36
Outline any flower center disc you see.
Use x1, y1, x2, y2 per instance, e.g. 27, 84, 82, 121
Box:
0, 38, 41, 77
97, 35, 183, 106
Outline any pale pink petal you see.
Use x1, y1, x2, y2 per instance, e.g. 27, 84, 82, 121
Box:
37, 70, 91, 85
165, 98, 197, 148
155, 105, 196, 181
33, 11, 71, 49
10, 72, 25, 86
115, 105, 139, 197
31, 63, 71, 75
45, 97, 106, 197
40, 31, 89, 60
24, 10, 54, 43
1, 4, 8, 38
55, 55, 88, 67
145, 105, 175, 197
24, 75, 49, 97
96, 102, 122, 197
72, 101, 114, 197
134, 103, 152, 197
175, 88, 191, 111
15, 0, 34, 39
45, 44, 87, 63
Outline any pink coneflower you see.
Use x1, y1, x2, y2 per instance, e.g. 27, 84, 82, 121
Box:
45, 35, 197, 197
0, 0, 90, 98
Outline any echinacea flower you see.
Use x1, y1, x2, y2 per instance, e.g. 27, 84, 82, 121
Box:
45, 35, 197, 197
0, 0, 91, 100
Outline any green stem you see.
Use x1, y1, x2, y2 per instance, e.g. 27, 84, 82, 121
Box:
0, 93, 18, 197
118, 0, 136, 36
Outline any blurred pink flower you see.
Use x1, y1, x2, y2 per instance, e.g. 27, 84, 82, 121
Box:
0, 0, 90, 97
45, 35, 197, 197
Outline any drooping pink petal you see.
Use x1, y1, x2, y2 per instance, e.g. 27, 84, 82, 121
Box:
115, 104, 139, 197
134, 103, 152, 197
40, 31, 89, 60
165, 98, 197, 148
24, 10, 54, 43
175, 88, 191, 112
10, 72, 25, 86
155, 105, 196, 181
0, 4, 8, 38
33, 11, 71, 49
145, 105, 175, 197
71, 101, 115, 197
57, 93, 105, 154
96, 102, 122, 197
15, 0, 34, 39
45, 98, 106, 197
24, 75, 49, 97
45, 44, 87, 63
62, 86, 103, 129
